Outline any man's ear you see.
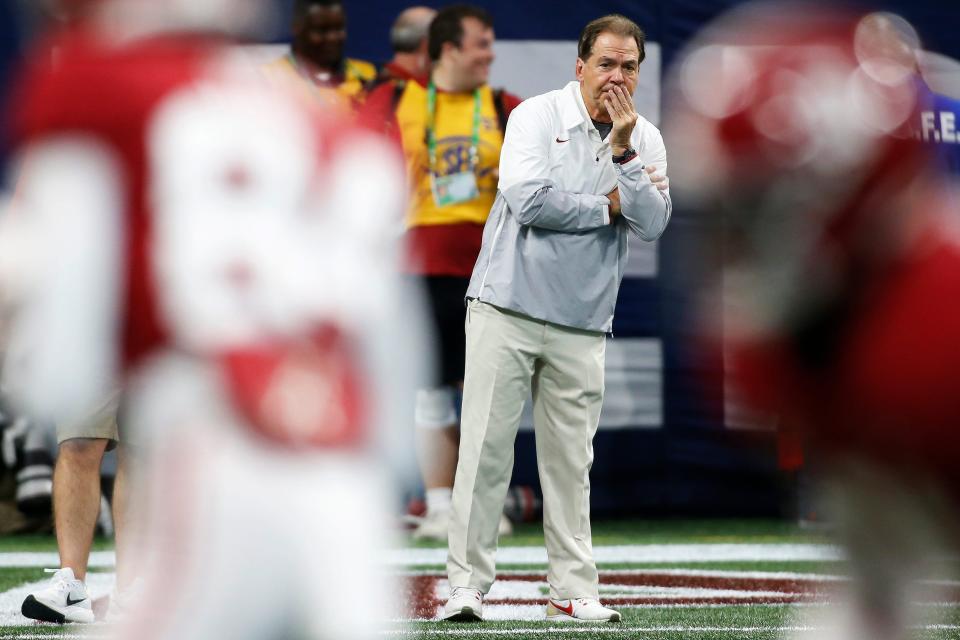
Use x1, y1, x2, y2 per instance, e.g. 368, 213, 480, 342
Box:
441, 40, 458, 61
575, 57, 584, 82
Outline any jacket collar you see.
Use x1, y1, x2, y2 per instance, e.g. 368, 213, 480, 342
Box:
559, 80, 590, 131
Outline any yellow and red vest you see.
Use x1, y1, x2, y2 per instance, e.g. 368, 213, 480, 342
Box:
262, 55, 376, 113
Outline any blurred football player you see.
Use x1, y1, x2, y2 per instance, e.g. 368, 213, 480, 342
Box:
666, 5, 960, 639
1, 0, 420, 637
2, 0, 168, 623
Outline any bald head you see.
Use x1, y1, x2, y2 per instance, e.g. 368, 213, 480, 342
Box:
390, 6, 437, 53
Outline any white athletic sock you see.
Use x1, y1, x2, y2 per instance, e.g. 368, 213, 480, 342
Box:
425, 487, 452, 515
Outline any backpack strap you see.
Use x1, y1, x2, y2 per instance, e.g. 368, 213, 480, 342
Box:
391, 79, 407, 111
493, 88, 509, 134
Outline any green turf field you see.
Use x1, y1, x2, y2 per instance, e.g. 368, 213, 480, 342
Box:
0, 520, 957, 639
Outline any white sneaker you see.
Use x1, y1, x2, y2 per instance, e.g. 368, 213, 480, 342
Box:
443, 587, 483, 622
498, 513, 513, 537
412, 508, 449, 542
546, 597, 622, 623
21, 568, 95, 624
414, 510, 513, 542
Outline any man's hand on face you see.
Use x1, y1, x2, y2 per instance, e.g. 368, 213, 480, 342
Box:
606, 187, 621, 221
603, 85, 638, 156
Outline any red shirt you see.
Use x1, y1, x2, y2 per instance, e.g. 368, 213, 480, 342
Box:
378, 61, 428, 87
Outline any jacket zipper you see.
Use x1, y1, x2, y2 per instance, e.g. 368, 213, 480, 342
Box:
592, 138, 610, 195
599, 133, 616, 340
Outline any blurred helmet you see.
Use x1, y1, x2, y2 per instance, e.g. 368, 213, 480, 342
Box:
37, 0, 102, 21
162, 0, 276, 37
665, 3, 929, 334
46, 0, 274, 38
669, 4, 922, 210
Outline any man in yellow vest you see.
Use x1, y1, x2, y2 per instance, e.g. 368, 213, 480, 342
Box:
263, 0, 376, 111
363, 4, 521, 542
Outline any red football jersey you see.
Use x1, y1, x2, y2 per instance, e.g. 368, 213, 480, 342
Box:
729, 199, 960, 482
6, 27, 408, 448
12, 28, 214, 369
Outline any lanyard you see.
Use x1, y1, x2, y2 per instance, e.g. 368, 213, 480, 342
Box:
426, 82, 481, 176
286, 54, 344, 102
287, 53, 335, 83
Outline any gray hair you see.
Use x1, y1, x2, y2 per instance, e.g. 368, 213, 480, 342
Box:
578, 14, 645, 63
390, 7, 435, 53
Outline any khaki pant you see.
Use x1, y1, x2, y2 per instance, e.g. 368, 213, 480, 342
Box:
448, 300, 605, 599
55, 391, 120, 445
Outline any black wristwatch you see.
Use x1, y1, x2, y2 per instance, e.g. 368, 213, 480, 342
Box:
611, 147, 638, 164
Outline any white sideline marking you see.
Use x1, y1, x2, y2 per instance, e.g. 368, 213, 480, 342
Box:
401, 567, 847, 581
436, 578, 798, 606
383, 624, 960, 635
0, 546, 841, 569
0, 551, 115, 568
597, 568, 845, 581
0, 545, 842, 570
400, 600, 959, 624
0, 636, 103, 639
391, 544, 844, 566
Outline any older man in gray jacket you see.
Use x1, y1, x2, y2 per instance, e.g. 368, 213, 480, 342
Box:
443, 13, 671, 624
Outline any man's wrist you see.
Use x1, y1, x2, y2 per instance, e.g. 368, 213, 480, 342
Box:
612, 147, 637, 164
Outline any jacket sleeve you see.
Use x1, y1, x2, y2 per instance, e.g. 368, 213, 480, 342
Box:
616, 125, 671, 241
497, 100, 611, 233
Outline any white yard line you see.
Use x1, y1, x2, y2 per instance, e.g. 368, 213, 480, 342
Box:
403, 600, 960, 622
0, 545, 841, 570
391, 544, 844, 566
383, 624, 960, 635
436, 577, 802, 603
401, 567, 847, 581
0, 636, 106, 640
0, 551, 115, 568
595, 568, 846, 581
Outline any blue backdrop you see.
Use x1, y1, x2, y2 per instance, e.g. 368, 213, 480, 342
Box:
4, 0, 958, 517
270, 0, 960, 70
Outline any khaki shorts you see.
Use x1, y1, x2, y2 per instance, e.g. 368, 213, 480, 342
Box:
56, 392, 120, 447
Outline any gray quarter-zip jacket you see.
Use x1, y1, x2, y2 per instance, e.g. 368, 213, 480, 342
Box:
465, 80, 671, 332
